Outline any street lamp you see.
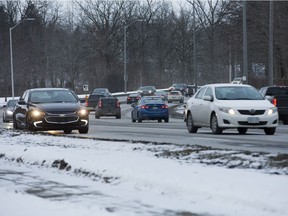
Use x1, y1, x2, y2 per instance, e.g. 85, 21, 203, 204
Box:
123, 19, 145, 93
10, 18, 35, 99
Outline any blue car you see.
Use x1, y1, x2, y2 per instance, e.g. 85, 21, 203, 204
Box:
131, 96, 169, 123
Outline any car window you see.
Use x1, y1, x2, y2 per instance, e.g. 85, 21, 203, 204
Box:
215, 86, 264, 100
204, 87, 213, 98
266, 87, 288, 96
30, 90, 78, 103
195, 87, 207, 99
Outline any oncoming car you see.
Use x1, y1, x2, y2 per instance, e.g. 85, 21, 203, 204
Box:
13, 88, 89, 134
184, 84, 278, 135
2, 99, 18, 122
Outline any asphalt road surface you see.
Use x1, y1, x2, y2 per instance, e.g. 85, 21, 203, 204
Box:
1, 102, 288, 154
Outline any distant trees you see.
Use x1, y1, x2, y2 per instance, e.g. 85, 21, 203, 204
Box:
0, 0, 287, 96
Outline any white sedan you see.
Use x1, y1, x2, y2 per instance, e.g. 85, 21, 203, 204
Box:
167, 91, 184, 103
184, 84, 278, 135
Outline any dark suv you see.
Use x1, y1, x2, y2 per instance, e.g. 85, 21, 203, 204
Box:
95, 96, 121, 119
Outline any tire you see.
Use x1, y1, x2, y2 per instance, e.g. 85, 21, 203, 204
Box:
137, 113, 142, 123
64, 129, 72, 134
78, 127, 89, 134
210, 113, 222, 134
237, 128, 247, 134
186, 113, 198, 133
282, 119, 288, 125
26, 116, 36, 131
95, 114, 100, 119
168, 101, 171, 103
13, 116, 19, 130
264, 127, 276, 135
116, 115, 121, 119
158, 119, 162, 123
164, 118, 169, 123
3, 114, 6, 123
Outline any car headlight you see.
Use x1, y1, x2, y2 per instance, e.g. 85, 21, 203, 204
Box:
267, 107, 277, 115
218, 106, 235, 115
78, 109, 88, 116
7, 110, 13, 115
31, 110, 45, 117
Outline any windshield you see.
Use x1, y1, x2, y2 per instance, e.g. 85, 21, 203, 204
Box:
30, 90, 78, 103
215, 86, 264, 100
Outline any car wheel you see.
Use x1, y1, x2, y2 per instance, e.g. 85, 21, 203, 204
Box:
26, 116, 36, 131
168, 101, 171, 103
264, 127, 276, 135
158, 119, 162, 123
64, 129, 72, 134
210, 113, 222, 134
282, 119, 288, 125
3, 114, 6, 123
138, 119, 142, 123
78, 127, 89, 134
116, 115, 121, 119
95, 114, 100, 119
237, 128, 248, 134
186, 113, 198, 133
13, 116, 19, 130
164, 118, 169, 123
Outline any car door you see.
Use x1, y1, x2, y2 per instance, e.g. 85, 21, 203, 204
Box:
200, 87, 214, 126
189, 87, 207, 125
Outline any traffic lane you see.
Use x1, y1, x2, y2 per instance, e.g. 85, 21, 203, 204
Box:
74, 117, 288, 154
1, 110, 288, 154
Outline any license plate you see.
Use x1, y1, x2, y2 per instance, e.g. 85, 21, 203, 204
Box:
248, 117, 259, 123
153, 107, 158, 110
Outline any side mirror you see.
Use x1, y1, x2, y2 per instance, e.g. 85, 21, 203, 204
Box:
265, 95, 273, 102
18, 100, 26, 105
203, 95, 213, 102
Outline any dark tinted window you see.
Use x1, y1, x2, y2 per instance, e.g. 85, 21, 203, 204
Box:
266, 87, 288, 96
30, 90, 78, 103
101, 98, 118, 106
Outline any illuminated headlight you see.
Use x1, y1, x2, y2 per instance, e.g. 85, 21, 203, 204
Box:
78, 109, 87, 116
218, 107, 235, 115
7, 110, 13, 115
267, 107, 277, 115
31, 110, 44, 117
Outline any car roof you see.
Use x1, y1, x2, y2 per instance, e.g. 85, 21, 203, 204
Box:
202, 83, 251, 88
27, 88, 71, 92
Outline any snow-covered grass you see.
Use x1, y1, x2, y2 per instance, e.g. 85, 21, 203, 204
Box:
0, 129, 288, 216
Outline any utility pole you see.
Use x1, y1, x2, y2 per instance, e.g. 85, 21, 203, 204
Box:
269, 0, 274, 86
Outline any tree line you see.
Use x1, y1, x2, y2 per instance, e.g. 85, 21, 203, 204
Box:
0, 0, 287, 96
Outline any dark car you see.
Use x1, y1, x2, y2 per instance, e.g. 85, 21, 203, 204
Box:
137, 86, 156, 96
154, 90, 168, 101
86, 91, 111, 111
168, 83, 187, 95
95, 96, 121, 119
127, 93, 141, 104
131, 96, 169, 123
2, 99, 18, 122
13, 88, 89, 134
92, 88, 110, 95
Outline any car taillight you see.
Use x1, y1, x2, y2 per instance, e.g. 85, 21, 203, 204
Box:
85, 101, 88, 107
161, 105, 168, 109
98, 100, 102, 108
272, 98, 277, 106
117, 101, 120, 107
141, 105, 149, 109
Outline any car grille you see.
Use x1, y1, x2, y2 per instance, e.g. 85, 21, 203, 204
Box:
46, 111, 76, 115
238, 110, 265, 115
238, 121, 267, 126
45, 116, 79, 124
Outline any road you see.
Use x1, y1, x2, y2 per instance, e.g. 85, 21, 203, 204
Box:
1, 102, 288, 154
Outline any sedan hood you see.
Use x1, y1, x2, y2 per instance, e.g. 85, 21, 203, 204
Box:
216, 99, 274, 109
31, 102, 80, 112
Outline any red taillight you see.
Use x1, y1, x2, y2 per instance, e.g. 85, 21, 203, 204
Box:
161, 105, 168, 109
98, 100, 102, 108
141, 105, 149, 109
272, 98, 277, 106
117, 100, 120, 107
85, 101, 88, 107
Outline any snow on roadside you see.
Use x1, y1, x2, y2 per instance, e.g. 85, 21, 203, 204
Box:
0, 129, 288, 216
